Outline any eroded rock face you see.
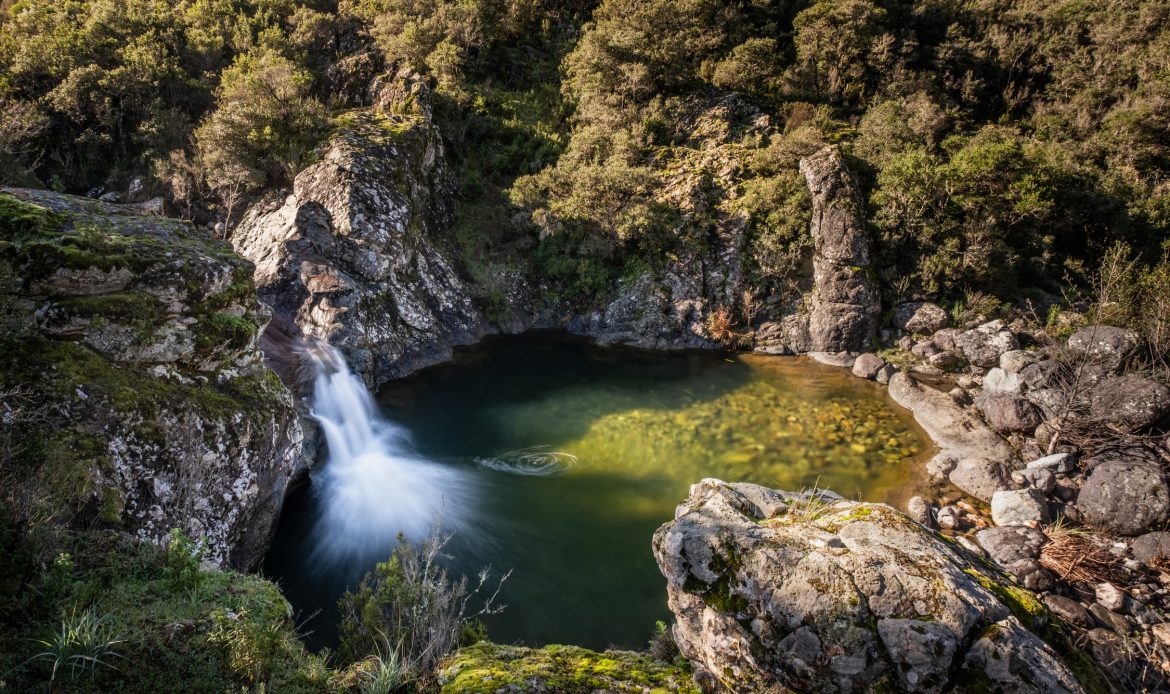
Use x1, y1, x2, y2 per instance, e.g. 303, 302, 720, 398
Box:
232, 106, 485, 388
794, 147, 879, 353
653, 479, 1086, 693
887, 372, 1016, 466
0, 189, 304, 568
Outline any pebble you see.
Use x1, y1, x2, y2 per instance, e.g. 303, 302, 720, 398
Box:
1044, 595, 1093, 628
937, 505, 962, 530
906, 496, 934, 528
1096, 582, 1126, 612
1089, 603, 1132, 634
1026, 452, 1075, 474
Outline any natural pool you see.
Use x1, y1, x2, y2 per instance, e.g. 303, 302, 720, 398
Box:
265, 333, 929, 651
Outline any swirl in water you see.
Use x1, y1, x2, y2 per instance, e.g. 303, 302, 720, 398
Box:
475, 446, 579, 476
301, 341, 474, 567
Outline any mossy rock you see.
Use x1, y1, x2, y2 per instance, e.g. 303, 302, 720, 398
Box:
439, 642, 699, 693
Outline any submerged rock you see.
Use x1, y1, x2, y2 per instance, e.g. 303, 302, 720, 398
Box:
654, 479, 1088, 693
0, 189, 303, 568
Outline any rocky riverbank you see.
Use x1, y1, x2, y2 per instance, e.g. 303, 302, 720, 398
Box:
799, 313, 1170, 689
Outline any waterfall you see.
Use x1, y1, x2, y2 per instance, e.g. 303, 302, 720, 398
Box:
300, 340, 473, 566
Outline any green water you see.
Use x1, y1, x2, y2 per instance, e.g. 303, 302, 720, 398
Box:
265, 333, 927, 650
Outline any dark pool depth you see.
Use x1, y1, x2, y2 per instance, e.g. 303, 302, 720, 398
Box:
264, 333, 928, 651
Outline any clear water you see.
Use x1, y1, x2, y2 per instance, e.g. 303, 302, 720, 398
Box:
264, 333, 928, 651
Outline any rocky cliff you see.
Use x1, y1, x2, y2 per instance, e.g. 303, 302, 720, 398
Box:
232, 97, 486, 389
0, 189, 303, 568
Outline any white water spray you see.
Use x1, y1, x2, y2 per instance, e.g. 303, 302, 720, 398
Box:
301, 340, 473, 565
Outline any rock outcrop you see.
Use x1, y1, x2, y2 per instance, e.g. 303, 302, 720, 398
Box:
0, 189, 304, 568
653, 479, 1089, 693
792, 147, 879, 352
232, 104, 485, 388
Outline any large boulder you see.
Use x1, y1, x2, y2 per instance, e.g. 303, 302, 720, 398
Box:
893, 301, 949, 335
1076, 457, 1170, 536
954, 321, 1019, 368
949, 457, 1016, 503
232, 105, 486, 388
975, 526, 1047, 565
1131, 532, 1170, 565
0, 189, 304, 568
976, 393, 1042, 432
1088, 375, 1170, 431
796, 147, 879, 352
654, 480, 1087, 693
852, 352, 886, 379
1067, 325, 1138, 371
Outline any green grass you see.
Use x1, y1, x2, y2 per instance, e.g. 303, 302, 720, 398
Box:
0, 529, 332, 693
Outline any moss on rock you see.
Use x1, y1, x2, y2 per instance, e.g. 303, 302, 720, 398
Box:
438, 642, 698, 694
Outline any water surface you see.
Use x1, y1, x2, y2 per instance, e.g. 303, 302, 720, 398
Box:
265, 333, 928, 650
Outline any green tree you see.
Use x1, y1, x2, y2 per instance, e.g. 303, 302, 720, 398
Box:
193, 48, 327, 218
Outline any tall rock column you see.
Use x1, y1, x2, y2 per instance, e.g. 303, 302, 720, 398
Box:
799, 146, 879, 352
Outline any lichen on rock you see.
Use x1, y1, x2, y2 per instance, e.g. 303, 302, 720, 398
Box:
0, 188, 303, 568
437, 642, 699, 694
232, 96, 486, 388
653, 479, 1090, 693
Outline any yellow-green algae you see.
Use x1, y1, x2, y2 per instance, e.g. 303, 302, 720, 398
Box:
506, 355, 925, 501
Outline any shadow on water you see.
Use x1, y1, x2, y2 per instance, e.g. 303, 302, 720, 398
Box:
264, 332, 928, 652
378, 332, 757, 457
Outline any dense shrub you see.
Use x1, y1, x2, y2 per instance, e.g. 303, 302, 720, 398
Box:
193, 47, 328, 219
2, 0, 1168, 313
338, 530, 508, 685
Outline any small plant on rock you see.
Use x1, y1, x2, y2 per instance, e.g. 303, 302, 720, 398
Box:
164, 528, 205, 595
647, 620, 680, 663
27, 607, 124, 685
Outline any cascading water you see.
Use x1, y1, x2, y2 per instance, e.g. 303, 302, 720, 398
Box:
300, 340, 474, 567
